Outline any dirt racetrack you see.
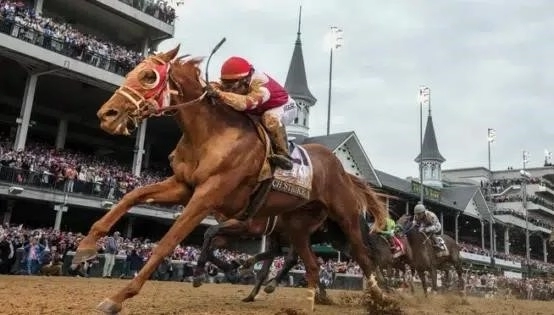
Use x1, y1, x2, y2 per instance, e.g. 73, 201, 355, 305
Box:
0, 276, 553, 315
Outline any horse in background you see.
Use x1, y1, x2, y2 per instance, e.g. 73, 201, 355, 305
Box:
397, 214, 464, 296
70, 45, 389, 314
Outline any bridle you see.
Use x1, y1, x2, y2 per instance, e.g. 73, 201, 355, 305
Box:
114, 56, 207, 132
113, 38, 226, 133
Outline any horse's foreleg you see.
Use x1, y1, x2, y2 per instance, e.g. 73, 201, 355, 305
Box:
430, 267, 439, 293
95, 178, 231, 314
72, 176, 190, 266
419, 269, 429, 297
264, 246, 299, 294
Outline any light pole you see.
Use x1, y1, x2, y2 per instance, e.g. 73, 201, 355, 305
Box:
417, 86, 430, 205
487, 128, 496, 259
521, 150, 531, 271
326, 26, 343, 136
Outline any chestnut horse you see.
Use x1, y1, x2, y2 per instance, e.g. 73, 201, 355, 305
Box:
72, 46, 388, 314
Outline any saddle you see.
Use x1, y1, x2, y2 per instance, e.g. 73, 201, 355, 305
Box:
235, 115, 313, 220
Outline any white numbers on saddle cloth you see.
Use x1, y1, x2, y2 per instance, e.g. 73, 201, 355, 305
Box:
281, 98, 297, 125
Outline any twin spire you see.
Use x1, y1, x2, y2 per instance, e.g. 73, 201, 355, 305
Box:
284, 5, 316, 104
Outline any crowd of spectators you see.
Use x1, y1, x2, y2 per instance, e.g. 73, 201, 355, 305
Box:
2, 223, 554, 300
119, 0, 177, 24
0, 138, 168, 203
0, 0, 144, 75
459, 241, 554, 272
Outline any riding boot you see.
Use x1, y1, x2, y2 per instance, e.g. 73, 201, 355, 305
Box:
267, 125, 293, 170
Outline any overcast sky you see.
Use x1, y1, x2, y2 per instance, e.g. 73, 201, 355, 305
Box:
159, 0, 554, 179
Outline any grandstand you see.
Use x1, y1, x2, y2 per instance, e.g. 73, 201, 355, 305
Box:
0, 0, 218, 244
443, 166, 554, 275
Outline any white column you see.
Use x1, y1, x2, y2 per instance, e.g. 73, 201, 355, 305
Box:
55, 119, 68, 149
126, 217, 135, 239
13, 74, 38, 151
2, 200, 15, 225
504, 228, 510, 255
454, 212, 459, 243
132, 119, 147, 177
260, 235, 266, 252
34, 0, 44, 14
440, 212, 444, 235
143, 141, 152, 169
481, 220, 485, 249
493, 229, 497, 254
543, 237, 548, 263
405, 202, 409, 215
53, 204, 68, 231
142, 38, 150, 56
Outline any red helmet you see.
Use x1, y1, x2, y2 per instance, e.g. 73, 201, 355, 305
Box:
220, 56, 252, 80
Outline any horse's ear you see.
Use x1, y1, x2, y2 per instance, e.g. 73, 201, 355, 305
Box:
179, 55, 205, 65
189, 56, 205, 65
160, 44, 180, 62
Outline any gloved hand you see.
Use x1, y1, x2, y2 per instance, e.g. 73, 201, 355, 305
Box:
205, 83, 220, 99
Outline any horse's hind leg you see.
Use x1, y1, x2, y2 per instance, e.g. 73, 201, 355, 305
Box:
285, 230, 319, 312
73, 176, 190, 266
243, 237, 281, 302
329, 206, 376, 280
455, 263, 465, 294
193, 219, 247, 287
264, 246, 299, 294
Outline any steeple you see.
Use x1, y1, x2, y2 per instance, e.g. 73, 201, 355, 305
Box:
284, 5, 317, 142
414, 103, 446, 188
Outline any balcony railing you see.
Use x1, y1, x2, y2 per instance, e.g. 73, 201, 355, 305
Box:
0, 19, 138, 76
0, 167, 177, 212
118, 0, 176, 25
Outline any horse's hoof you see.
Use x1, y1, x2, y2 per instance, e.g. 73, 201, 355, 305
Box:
242, 295, 255, 303
263, 279, 277, 294
72, 248, 97, 265
192, 278, 203, 288
96, 298, 122, 315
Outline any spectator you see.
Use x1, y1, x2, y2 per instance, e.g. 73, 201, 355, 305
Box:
23, 236, 45, 275
102, 231, 120, 278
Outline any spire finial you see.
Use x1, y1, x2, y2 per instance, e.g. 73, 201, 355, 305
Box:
428, 94, 432, 116
297, 5, 302, 39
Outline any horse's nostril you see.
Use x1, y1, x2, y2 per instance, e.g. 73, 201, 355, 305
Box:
104, 109, 119, 118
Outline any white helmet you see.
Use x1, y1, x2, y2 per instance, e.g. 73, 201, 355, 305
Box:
414, 203, 426, 214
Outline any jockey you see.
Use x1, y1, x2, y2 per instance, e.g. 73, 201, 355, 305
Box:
413, 203, 444, 250
379, 217, 403, 254
208, 56, 297, 170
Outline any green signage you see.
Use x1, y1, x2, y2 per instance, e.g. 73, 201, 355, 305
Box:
411, 181, 441, 200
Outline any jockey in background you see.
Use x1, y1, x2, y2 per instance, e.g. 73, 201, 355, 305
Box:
379, 217, 403, 257
208, 56, 298, 170
413, 203, 445, 251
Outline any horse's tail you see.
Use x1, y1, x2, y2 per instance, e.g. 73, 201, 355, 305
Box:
347, 173, 388, 233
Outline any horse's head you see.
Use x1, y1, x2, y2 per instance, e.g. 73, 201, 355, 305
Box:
96, 45, 205, 136
396, 214, 413, 232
